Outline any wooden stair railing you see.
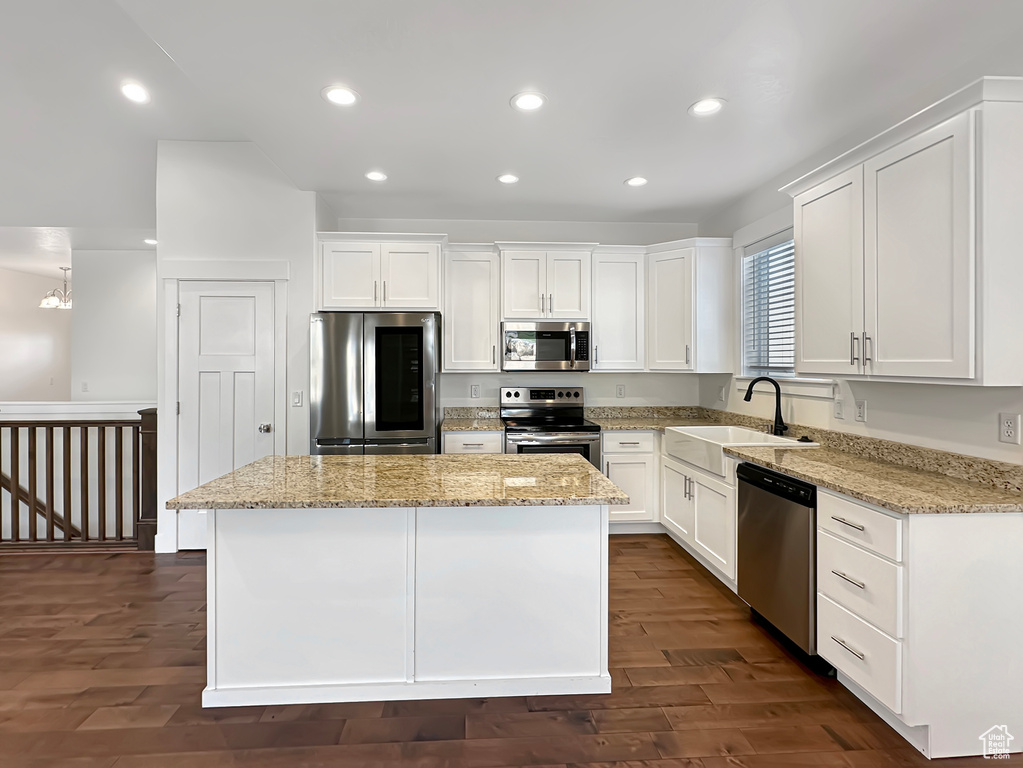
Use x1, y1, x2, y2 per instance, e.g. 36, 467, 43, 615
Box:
0, 411, 157, 551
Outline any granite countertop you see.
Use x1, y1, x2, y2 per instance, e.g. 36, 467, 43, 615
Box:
166, 454, 629, 510
593, 417, 718, 432
725, 446, 1023, 515
440, 418, 505, 432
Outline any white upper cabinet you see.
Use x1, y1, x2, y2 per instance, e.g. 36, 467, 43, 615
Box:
648, 249, 694, 370
794, 168, 864, 376
443, 250, 500, 372
500, 247, 591, 320
786, 78, 1023, 385
318, 236, 442, 311
592, 251, 645, 371
322, 242, 380, 308
647, 240, 733, 373
863, 112, 974, 379
380, 244, 441, 309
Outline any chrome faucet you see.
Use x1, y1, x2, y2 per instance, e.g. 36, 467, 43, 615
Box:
743, 377, 788, 436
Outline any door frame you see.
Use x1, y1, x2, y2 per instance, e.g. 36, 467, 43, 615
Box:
157, 260, 289, 553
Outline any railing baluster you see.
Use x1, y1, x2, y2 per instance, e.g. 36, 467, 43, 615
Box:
132, 425, 140, 542
115, 427, 124, 542
97, 427, 107, 542
11, 427, 20, 541
28, 428, 37, 543
45, 426, 55, 542
80, 426, 89, 543
62, 426, 71, 542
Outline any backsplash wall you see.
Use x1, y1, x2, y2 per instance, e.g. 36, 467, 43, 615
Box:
439, 372, 699, 408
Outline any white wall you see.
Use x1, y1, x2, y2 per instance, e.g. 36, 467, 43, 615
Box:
0, 266, 71, 400
70, 250, 156, 401
156, 140, 316, 551
335, 217, 698, 245
442, 372, 699, 408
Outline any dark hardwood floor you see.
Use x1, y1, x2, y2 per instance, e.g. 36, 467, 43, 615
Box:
0, 534, 1017, 767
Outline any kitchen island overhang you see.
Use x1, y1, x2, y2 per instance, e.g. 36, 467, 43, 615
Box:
167, 453, 629, 708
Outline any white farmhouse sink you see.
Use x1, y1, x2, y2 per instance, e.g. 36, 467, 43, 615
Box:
663, 425, 818, 476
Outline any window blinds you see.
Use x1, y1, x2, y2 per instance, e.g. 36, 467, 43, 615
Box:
742, 237, 795, 375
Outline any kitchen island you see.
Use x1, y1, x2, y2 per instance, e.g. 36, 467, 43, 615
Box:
167, 453, 628, 708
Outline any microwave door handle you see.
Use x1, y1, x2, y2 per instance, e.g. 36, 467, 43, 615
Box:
570, 328, 577, 368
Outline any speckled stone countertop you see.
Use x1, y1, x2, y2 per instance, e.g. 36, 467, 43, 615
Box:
166, 454, 629, 509
593, 417, 718, 432
725, 446, 1023, 515
440, 418, 504, 432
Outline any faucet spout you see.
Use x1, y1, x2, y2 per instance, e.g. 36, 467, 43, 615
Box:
743, 377, 789, 437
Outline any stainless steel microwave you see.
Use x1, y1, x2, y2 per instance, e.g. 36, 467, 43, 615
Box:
501, 322, 590, 371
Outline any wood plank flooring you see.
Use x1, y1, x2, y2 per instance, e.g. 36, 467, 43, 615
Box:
0, 534, 1017, 767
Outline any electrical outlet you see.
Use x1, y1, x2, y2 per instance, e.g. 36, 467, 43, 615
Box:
999, 412, 1021, 444
833, 399, 845, 420
470, 384, 481, 399
719, 386, 727, 402
616, 384, 626, 398
291, 390, 303, 407
854, 399, 867, 422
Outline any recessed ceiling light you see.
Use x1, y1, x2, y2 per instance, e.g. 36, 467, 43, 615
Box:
624, 177, 648, 187
322, 85, 360, 105
144, 239, 158, 245
511, 91, 546, 111
497, 174, 519, 184
365, 170, 387, 182
688, 97, 725, 116
120, 80, 150, 104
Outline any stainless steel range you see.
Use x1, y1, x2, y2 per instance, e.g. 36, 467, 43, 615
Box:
501, 387, 601, 468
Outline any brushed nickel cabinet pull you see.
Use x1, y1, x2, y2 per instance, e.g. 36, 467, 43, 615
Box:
383, 281, 387, 302
863, 332, 872, 364
831, 635, 865, 660
831, 515, 866, 532
831, 569, 866, 590
850, 332, 860, 365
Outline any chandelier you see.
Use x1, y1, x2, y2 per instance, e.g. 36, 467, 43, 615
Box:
39, 267, 72, 309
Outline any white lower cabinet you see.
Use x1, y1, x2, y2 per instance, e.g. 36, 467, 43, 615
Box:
659, 454, 736, 582
602, 432, 657, 523
442, 432, 503, 454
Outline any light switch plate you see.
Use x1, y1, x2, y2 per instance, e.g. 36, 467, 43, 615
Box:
833, 399, 845, 420
291, 390, 303, 407
854, 400, 867, 422
616, 385, 626, 398
470, 384, 481, 399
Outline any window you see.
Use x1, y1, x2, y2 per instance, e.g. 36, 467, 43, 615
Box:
742, 231, 795, 376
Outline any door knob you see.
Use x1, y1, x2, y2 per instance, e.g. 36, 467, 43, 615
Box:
258, 423, 272, 433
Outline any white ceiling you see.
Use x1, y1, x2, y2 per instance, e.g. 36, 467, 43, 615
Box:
1, 0, 1023, 252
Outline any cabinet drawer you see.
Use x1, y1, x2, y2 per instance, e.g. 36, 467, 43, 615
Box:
818, 531, 903, 638
818, 492, 903, 561
443, 432, 503, 454
603, 432, 654, 453
818, 594, 902, 713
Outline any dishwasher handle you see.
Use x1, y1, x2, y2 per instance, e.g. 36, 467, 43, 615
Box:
736, 462, 816, 506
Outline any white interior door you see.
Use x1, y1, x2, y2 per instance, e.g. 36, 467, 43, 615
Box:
178, 281, 276, 549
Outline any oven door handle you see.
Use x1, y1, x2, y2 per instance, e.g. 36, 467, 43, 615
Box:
506, 433, 600, 443
570, 328, 577, 369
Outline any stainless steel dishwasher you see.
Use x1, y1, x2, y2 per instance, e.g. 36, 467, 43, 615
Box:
736, 462, 818, 655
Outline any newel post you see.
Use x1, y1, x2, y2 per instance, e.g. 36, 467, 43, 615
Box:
136, 408, 158, 551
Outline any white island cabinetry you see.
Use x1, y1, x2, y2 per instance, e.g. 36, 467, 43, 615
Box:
168, 454, 625, 708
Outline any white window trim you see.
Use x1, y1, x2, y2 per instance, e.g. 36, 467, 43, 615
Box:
734, 375, 836, 400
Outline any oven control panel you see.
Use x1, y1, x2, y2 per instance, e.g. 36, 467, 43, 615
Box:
500, 387, 584, 405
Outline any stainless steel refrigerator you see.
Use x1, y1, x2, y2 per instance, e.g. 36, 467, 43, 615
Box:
309, 312, 440, 455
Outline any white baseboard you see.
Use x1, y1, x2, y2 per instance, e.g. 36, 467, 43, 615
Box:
203, 673, 611, 708
609, 522, 665, 534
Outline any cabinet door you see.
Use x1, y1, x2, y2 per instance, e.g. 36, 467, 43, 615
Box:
648, 249, 694, 370
443, 252, 500, 371
794, 168, 864, 376
864, 111, 975, 379
321, 242, 380, 308
604, 453, 655, 522
689, 468, 737, 581
502, 251, 546, 319
592, 253, 644, 370
660, 458, 694, 542
547, 251, 591, 319
380, 244, 440, 309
